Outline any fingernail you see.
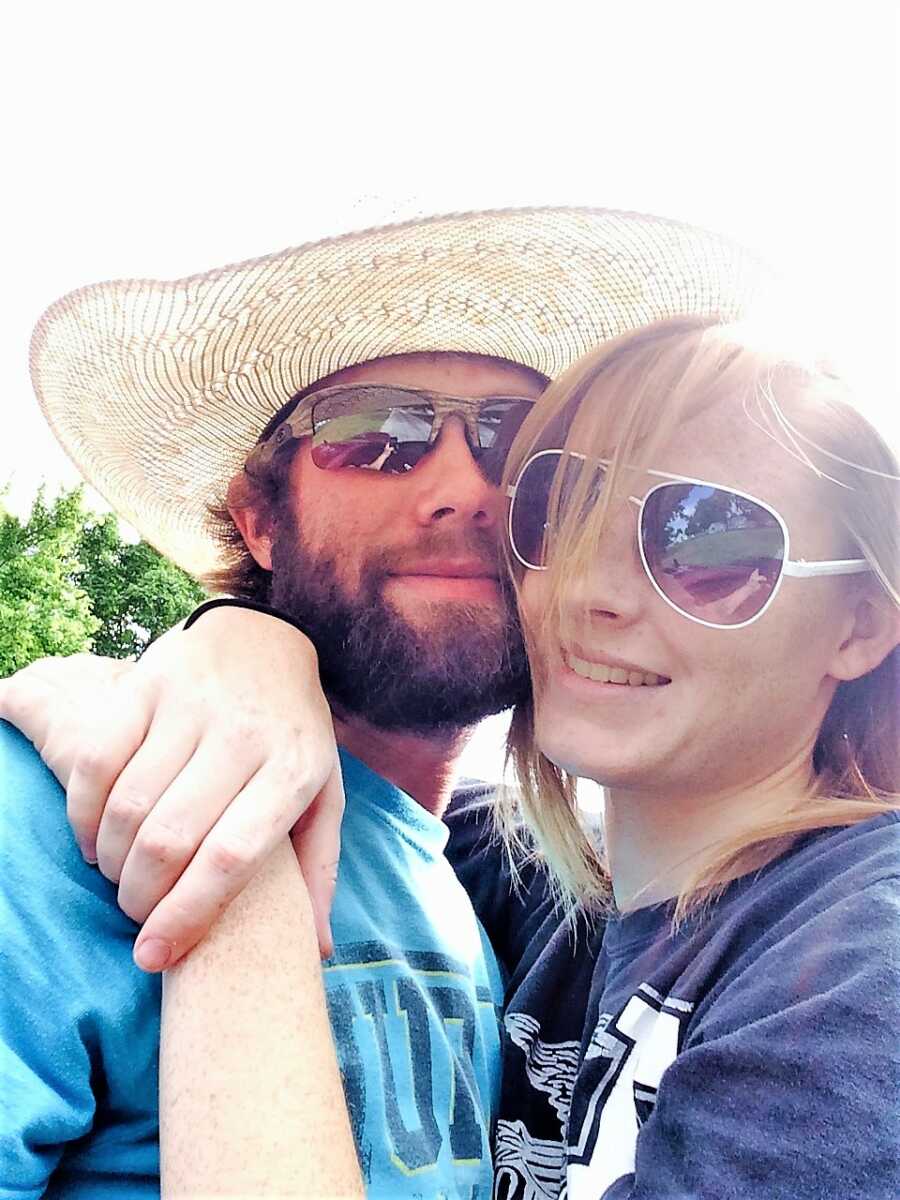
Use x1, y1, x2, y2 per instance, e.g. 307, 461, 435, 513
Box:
79, 841, 98, 865
319, 925, 334, 961
135, 939, 172, 972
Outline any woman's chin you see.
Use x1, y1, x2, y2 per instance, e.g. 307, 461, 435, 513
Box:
536, 729, 652, 789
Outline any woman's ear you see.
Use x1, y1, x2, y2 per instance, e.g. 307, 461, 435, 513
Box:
828, 590, 900, 683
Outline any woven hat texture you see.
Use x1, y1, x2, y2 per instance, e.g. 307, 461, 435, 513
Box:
30, 206, 773, 575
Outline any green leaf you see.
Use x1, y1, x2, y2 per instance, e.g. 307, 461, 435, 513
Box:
0, 485, 207, 676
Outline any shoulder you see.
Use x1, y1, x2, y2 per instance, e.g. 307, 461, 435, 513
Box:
0, 719, 126, 920
617, 813, 900, 1042
685, 813, 900, 1033
795, 809, 900, 872
0, 729, 160, 1195
745, 811, 900, 927
1, 719, 63, 794
0, 719, 70, 850
445, 780, 542, 889
445, 783, 557, 979
0, 718, 149, 1037
777, 812, 900, 966
444, 781, 498, 870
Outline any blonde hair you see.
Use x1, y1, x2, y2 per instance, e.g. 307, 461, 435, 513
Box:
498, 316, 899, 921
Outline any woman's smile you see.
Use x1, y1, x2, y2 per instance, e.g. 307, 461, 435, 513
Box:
562, 648, 670, 688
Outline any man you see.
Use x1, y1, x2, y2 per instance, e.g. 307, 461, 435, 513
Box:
1, 208, 767, 1197
1, 348, 542, 1199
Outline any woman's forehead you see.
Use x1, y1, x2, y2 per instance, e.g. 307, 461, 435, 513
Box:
574, 395, 826, 524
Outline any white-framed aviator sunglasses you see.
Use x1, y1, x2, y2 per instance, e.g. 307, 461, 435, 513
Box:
507, 449, 872, 631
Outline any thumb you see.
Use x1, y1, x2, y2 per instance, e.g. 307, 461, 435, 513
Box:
290, 761, 344, 959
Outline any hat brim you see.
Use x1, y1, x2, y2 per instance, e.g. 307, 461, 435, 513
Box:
30, 206, 774, 576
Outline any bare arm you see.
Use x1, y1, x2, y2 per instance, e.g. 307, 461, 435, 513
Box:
160, 835, 363, 1199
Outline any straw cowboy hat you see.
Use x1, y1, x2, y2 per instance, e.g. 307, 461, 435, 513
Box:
30, 206, 774, 577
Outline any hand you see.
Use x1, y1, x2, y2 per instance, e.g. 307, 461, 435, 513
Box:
0, 653, 131, 785
0, 608, 343, 968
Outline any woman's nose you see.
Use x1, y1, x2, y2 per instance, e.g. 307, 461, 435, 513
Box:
560, 503, 648, 626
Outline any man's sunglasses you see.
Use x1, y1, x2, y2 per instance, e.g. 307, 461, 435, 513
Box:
508, 449, 872, 630
246, 385, 535, 484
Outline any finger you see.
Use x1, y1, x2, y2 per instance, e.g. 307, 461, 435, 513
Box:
114, 735, 256, 920
290, 762, 344, 959
97, 715, 206, 888
133, 761, 319, 971
67, 682, 157, 863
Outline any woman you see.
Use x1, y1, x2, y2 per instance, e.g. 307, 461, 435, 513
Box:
5, 317, 898, 1198
479, 314, 899, 1198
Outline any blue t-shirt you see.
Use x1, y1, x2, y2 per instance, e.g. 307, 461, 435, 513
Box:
0, 724, 160, 1200
447, 793, 900, 1200
323, 752, 503, 1197
0, 725, 503, 1199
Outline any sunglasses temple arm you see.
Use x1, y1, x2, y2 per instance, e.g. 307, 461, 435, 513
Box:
783, 558, 872, 578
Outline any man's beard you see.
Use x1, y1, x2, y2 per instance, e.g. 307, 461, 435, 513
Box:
268, 514, 531, 733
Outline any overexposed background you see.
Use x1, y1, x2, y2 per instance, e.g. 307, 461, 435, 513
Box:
3, 1, 897, 777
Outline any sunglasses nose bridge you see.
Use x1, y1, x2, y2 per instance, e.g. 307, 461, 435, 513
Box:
427, 408, 486, 468
432, 402, 478, 440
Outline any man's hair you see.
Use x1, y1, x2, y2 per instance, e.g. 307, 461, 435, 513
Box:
204, 438, 297, 602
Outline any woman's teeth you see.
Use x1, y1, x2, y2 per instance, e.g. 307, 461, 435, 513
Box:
565, 652, 666, 687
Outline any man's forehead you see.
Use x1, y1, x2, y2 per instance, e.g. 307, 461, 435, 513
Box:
302, 351, 548, 399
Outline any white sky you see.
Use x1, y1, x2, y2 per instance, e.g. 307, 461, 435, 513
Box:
2, 1, 897, 776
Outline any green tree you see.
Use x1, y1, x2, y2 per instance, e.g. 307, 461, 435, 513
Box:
0, 489, 100, 676
0, 486, 205, 677
75, 513, 206, 659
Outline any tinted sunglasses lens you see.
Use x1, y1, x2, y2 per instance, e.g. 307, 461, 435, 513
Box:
641, 483, 785, 625
474, 400, 533, 483
310, 400, 434, 473
510, 452, 604, 568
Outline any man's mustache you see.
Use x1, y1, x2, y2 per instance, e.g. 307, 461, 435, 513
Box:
376, 527, 503, 577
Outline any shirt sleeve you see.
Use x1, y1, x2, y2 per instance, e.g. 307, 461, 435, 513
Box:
0, 723, 155, 1196
597, 875, 900, 1200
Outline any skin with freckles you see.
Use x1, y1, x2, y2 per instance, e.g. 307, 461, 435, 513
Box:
521, 396, 878, 909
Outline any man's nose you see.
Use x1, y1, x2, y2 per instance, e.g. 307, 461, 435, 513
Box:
409, 417, 502, 528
